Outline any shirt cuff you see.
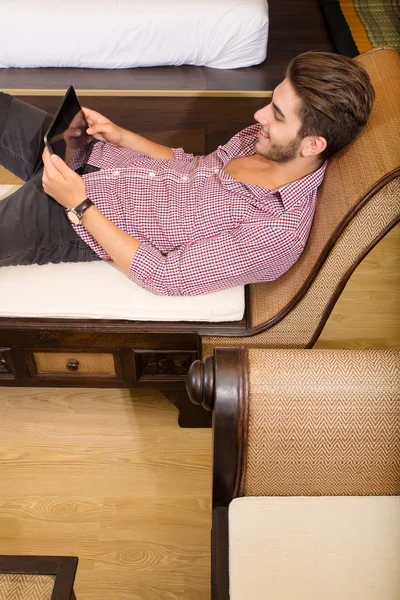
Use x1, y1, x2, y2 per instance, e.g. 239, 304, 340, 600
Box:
129, 243, 182, 296
171, 147, 196, 162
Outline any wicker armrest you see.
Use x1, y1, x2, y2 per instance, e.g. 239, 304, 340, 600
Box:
187, 348, 400, 506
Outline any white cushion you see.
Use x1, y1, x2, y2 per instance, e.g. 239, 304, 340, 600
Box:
229, 496, 400, 600
0, 185, 245, 322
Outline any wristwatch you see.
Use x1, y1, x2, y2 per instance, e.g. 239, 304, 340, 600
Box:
67, 198, 94, 225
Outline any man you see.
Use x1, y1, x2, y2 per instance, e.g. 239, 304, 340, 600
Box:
0, 51, 374, 296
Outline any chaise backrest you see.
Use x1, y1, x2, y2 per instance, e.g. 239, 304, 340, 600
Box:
249, 46, 400, 328
202, 47, 400, 355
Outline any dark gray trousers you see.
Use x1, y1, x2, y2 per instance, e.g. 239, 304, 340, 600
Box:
0, 92, 101, 266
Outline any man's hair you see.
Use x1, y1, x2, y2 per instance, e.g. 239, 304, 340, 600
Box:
286, 51, 375, 160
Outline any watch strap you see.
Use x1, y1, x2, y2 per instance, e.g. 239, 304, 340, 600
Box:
74, 198, 94, 217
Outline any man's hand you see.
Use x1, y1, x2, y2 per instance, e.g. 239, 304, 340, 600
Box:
82, 106, 174, 158
42, 147, 87, 209
63, 111, 91, 152
82, 107, 124, 146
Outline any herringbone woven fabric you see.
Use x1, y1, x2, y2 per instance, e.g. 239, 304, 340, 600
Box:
0, 574, 54, 600
243, 349, 400, 497
248, 47, 400, 328
202, 178, 399, 355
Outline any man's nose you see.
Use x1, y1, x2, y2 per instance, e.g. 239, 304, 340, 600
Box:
254, 105, 270, 125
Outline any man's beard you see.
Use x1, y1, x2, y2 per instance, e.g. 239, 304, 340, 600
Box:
256, 135, 301, 163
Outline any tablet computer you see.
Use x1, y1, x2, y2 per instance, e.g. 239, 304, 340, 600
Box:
44, 85, 95, 174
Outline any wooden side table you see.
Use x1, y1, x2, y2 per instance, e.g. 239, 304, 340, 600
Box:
0, 556, 78, 600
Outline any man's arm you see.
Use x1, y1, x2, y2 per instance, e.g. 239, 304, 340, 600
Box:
82, 107, 174, 160
119, 129, 174, 159
42, 149, 141, 270
81, 205, 140, 271
129, 227, 300, 296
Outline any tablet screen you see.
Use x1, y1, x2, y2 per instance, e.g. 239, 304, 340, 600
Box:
44, 86, 94, 173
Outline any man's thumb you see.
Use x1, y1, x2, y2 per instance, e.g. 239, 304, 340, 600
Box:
50, 154, 66, 171
87, 124, 103, 135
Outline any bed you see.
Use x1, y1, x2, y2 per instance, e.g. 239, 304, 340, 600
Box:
1, 0, 269, 69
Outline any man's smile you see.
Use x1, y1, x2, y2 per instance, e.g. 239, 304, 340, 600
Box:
258, 128, 270, 140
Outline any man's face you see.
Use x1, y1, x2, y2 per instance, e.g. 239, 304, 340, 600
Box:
254, 78, 304, 163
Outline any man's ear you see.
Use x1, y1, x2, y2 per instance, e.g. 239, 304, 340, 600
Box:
300, 136, 327, 158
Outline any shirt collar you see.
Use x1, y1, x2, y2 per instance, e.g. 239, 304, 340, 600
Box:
220, 159, 327, 210
275, 160, 327, 210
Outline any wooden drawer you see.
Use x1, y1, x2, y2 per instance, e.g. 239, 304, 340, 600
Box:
133, 350, 198, 381
0, 331, 201, 389
0, 347, 15, 380
27, 350, 119, 381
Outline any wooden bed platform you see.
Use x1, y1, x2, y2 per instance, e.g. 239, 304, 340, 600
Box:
0, 0, 333, 154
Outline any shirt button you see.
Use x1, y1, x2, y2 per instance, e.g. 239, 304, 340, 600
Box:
181, 175, 188, 181
148, 171, 156, 178
112, 170, 120, 176
214, 168, 219, 174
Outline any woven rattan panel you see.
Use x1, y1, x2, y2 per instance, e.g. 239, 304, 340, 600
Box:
202, 178, 399, 355
0, 574, 54, 600
33, 351, 115, 374
242, 348, 400, 497
248, 47, 400, 328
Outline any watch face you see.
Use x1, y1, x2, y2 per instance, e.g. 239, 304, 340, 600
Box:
67, 209, 80, 225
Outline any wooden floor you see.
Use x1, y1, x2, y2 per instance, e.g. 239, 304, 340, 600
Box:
313, 223, 400, 350
0, 388, 212, 600
0, 166, 399, 599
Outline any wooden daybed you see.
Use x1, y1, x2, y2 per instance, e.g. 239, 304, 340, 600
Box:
0, 4, 398, 427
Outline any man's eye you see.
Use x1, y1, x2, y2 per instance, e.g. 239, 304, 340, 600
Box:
274, 112, 281, 121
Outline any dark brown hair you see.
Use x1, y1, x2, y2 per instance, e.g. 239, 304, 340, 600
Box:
286, 51, 375, 160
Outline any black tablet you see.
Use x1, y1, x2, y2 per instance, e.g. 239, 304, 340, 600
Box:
44, 85, 95, 174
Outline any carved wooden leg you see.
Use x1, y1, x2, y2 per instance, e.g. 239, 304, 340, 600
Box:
162, 388, 212, 428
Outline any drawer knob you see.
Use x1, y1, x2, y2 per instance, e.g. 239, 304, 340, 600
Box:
67, 358, 80, 372
0, 356, 7, 371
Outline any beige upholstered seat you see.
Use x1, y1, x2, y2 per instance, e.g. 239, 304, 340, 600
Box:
229, 496, 400, 600
187, 347, 400, 598
203, 47, 400, 355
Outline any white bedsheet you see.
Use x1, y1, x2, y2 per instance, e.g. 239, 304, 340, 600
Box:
0, 0, 269, 69
0, 185, 245, 322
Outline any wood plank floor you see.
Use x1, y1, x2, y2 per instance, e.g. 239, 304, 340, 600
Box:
314, 223, 400, 350
0, 388, 212, 600
0, 166, 399, 599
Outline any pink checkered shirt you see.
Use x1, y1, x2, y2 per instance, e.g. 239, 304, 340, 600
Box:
73, 124, 327, 296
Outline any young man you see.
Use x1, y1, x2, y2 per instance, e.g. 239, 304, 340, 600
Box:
0, 51, 374, 296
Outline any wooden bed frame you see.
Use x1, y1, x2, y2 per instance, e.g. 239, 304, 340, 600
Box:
0, 0, 333, 428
